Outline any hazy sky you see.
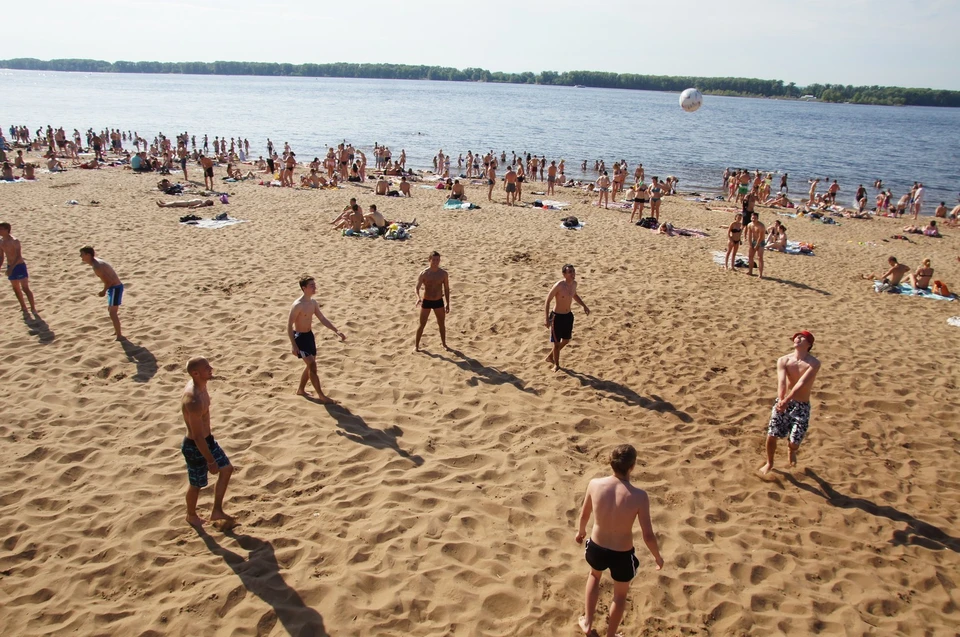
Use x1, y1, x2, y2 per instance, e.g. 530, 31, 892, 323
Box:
4, 0, 959, 89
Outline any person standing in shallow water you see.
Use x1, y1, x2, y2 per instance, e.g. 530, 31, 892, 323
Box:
759, 331, 821, 475
576, 444, 664, 637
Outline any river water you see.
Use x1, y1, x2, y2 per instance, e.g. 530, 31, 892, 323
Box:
2, 70, 958, 208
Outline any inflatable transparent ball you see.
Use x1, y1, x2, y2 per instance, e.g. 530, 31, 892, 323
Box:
679, 88, 703, 113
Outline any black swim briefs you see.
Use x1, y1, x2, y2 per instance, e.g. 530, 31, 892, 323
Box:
585, 539, 639, 582
294, 330, 317, 358
204, 166, 214, 177
506, 182, 516, 193
421, 298, 444, 310
550, 311, 574, 342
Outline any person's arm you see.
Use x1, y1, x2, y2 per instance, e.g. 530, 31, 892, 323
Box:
315, 305, 345, 341
636, 492, 663, 569
443, 272, 450, 313
575, 485, 593, 544
574, 293, 590, 315
93, 264, 109, 296
544, 283, 558, 326
774, 357, 791, 410
782, 360, 820, 404
415, 271, 424, 306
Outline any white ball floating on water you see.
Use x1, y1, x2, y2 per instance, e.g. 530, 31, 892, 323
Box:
680, 88, 703, 113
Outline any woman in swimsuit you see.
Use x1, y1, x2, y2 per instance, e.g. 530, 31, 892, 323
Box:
649, 177, 663, 221
630, 182, 648, 223
910, 259, 934, 290
725, 215, 743, 269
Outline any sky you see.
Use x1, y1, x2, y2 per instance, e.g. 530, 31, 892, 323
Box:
3, 0, 959, 90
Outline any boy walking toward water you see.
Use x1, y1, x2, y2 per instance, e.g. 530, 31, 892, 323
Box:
79, 246, 124, 339
759, 331, 821, 474
181, 356, 235, 529
575, 444, 664, 637
287, 276, 346, 403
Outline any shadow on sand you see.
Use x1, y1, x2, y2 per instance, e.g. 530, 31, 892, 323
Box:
763, 275, 831, 296
324, 403, 424, 466
421, 348, 537, 394
785, 468, 960, 553
561, 369, 693, 422
23, 311, 55, 344
119, 337, 158, 382
198, 528, 329, 636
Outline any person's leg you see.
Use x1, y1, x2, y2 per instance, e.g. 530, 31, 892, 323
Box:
434, 307, 448, 349
20, 280, 36, 312
305, 358, 331, 402
554, 338, 570, 370
415, 307, 431, 351
185, 485, 203, 526
211, 464, 234, 523
730, 242, 739, 270
108, 305, 122, 339
759, 435, 777, 474
757, 250, 765, 279
606, 580, 631, 637
297, 363, 310, 395
724, 242, 733, 269
580, 569, 602, 635
747, 246, 756, 276
10, 280, 28, 312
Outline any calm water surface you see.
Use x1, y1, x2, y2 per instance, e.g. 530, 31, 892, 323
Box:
2, 70, 958, 207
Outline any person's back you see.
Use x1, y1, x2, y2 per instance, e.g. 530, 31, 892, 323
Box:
588, 476, 646, 551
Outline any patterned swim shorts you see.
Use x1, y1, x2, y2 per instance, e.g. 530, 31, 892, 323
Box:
767, 400, 811, 445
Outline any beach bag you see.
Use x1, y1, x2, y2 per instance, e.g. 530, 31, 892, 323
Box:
562, 216, 580, 228
933, 281, 950, 296
638, 217, 658, 229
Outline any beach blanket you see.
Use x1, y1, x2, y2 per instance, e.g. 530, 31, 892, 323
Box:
948, 316, 960, 327
533, 199, 570, 210
712, 251, 754, 269
0, 178, 32, 184
651, 226, 708, 238
602, 201, 633, 210
768, 241, 815, 256
443, 199, 479, 210
181, 218, 247, 229
873, 281, 956, 300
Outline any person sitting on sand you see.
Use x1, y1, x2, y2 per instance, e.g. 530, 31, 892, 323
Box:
331, 198, 358, 227
399, 175, 412, 197
21, 163, 36, 180
287, 275, 345, 403
1, 162, 14, 181
334, 204, 364, 232
862, 256, 911, 293
14, 150, 25, 169
575, 444, 663, 637
301, 169, 321, 188
226, 163, 244, 180
923, 220, 941, 237
77, 158, 101, 170
948, 204, 960, 228
759, 331, 820, 475
765, 192, 794, 208
362, 204, 387, 233
46, 156, 65, 172
181, 356, 235, 529
157, 198, 214, 209
910, 258, 934, 291
765, 221, 787, 252
375, 175, 389, 195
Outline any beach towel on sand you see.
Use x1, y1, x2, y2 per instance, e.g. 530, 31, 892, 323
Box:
181, 218, 247, 229
873, 281, 956, 301
712, 251, 755, 269
444, 199, 479, 210
770, 241, 815, 256
948, 316, 960, 327
561, 220, 585, 230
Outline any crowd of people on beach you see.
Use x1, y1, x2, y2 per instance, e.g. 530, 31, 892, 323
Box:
3, 119, 957, 637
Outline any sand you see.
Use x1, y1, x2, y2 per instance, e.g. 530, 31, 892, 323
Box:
1, 161, 959, 637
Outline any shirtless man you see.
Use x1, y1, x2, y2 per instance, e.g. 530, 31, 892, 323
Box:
487, 163, 497, 202
807, 178, 820, 205
547, 161, 558, 196
544, 264, 591, 371
759, 331, 821, 474
415, 251, 450, 351
744, 212, 767, 279
827, 179, 840, 205
177, 144, 190, 182
375, 176, 389, 196
934, 202, 947, 219
862, 256, 911, 293
180, 356, 235, 528
450, 180, 465, 201
80, 246, 124, 339
157, 199, 214, 208
0, 222, 38, 313
724, 213, 743, 270
399, 176, 412, 197
200, 154, 215, 190
504, 165, 518, 205
575, 444, 663, 637
287, 276, 345, 403
363, 204, 387, 233
596, 172, 611, 209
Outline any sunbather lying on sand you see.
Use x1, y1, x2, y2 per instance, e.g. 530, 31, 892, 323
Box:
157, 199, 214, 209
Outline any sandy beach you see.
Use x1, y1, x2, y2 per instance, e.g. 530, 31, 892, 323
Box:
1, 160, 959, 636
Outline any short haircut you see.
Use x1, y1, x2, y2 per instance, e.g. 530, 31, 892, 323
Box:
562, 264, 575, 274
186, 357, 208, 374
80, 246, 95, 257
888, 256, 898, 263
369, 204, 377, 211
0, 222, 10, 232
430, 251, 441, 258
299, 275, 314, 289
610, 445, 637, 475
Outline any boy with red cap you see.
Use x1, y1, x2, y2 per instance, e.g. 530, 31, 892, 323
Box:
760, 331, 820, 475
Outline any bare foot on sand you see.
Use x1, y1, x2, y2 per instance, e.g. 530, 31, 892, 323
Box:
788, 448, 798, 467
578, 616, 598, 636
545, 352, 554, 364
210, 512, 236, 531
758, 461, 773, 475
186, 515, 206, 527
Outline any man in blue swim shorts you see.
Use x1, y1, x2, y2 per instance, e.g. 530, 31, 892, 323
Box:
575, 444, 664, 637
0, 222, 38, 313
760, 331, 821, 475
80, 246, 124, 339
181, 357, 235, 529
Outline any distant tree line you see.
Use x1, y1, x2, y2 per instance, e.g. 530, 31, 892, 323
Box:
3, 58, 958, 107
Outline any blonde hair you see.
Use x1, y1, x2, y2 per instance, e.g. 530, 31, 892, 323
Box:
923, 258, 932, 268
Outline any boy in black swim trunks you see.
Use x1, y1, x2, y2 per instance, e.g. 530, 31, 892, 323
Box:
415, 251, 450, 351
759, 331, 821, 475
575, 444, 664, 637
287, 275, 346, 403
544, 264, 590, 371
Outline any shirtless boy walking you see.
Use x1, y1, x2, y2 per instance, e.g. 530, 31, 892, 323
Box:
0, 222, 38, 314
544, 264, 590, 371
287, 276, 346, 403
181, 356, 235, 529
80, 246, 124, 339
575, 444, 664, 637
744, 212, 766, 279
415, 251, 450, 351
759, 331, 821, 475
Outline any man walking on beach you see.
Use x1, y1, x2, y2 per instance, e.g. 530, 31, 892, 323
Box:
0, 222, 38, 314
415, 251, 450, 352
504, 166, 518, 206
575, 444, 664, 637
759, 331, 821, 475
287, 276, 346, 403
544, 264, 590, 371
181, 356, 235, 529
79, 246, 124, 339
200, 154, 215, 190
487, 163, 497, 202
744, 212, 766, 279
